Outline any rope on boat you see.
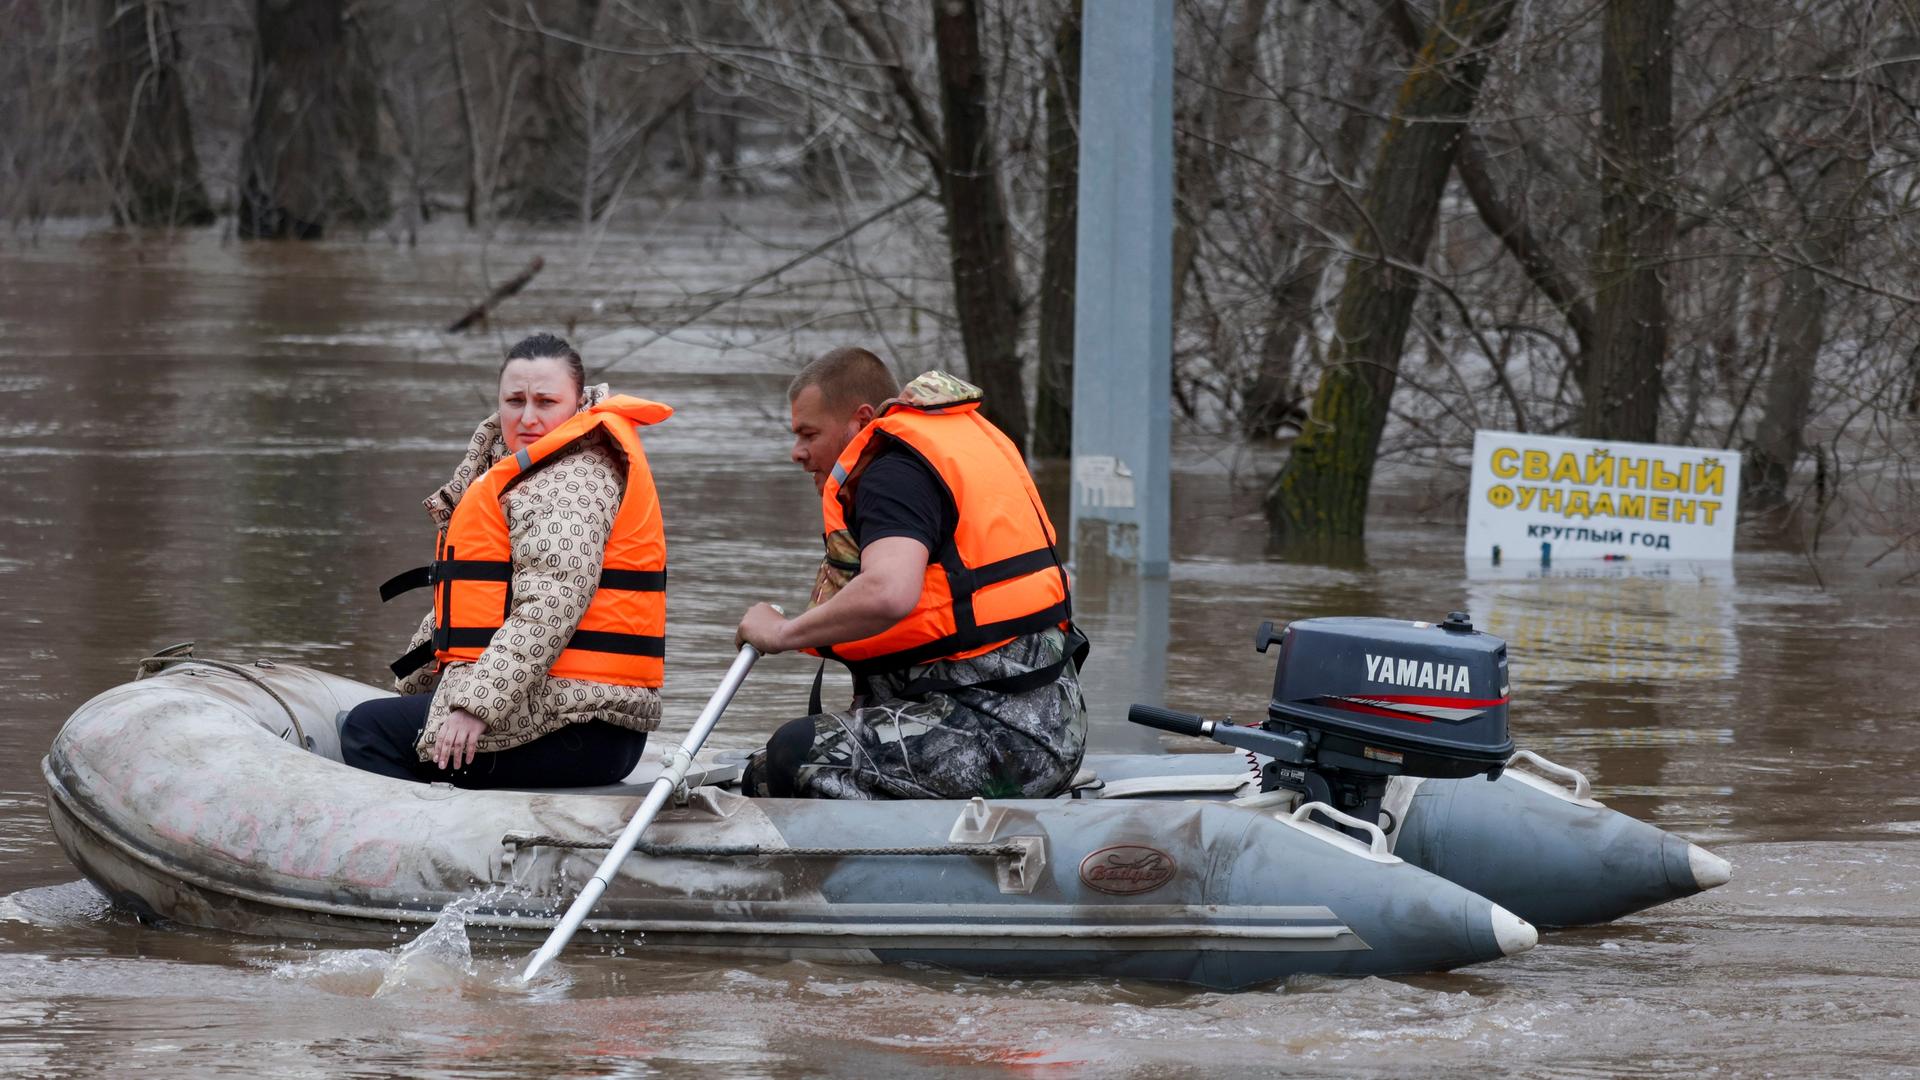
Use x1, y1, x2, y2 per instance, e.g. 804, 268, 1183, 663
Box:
505, 834, 1031, 859
135, 652, 308, 749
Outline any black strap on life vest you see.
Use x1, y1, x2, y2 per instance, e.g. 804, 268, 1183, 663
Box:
813, 432, 1078, 688
383, 563, 667, 680
886, 624, 1090, 703
389, 623, 668, 681
820, 543, 1074, 678
383, 563, 665, 603
379, 559, 513, 602
808, 660, 827, 716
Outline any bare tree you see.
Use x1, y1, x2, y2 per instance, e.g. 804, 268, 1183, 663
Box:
928, 0, 1029, 449
1238, 0, 1402, 441
1032, 0, 1080, 459
94, 0, 214, 226
1744, 16, 1902, 514
237, 0, 389, 238
1265, 0, 1518, 543
1580, 0, 1675, 441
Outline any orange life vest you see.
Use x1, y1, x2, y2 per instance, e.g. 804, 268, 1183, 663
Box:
383, 396, 672, 687
806, 398, 1071, 676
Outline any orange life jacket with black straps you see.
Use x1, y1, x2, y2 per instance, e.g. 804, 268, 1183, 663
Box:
382, 396, 673, 687
805, 397, 1073, 679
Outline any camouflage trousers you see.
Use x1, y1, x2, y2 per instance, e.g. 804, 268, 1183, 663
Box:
745, 628, 1087, 800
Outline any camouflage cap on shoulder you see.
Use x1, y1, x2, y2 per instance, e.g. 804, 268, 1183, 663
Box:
890, 370, 984, 411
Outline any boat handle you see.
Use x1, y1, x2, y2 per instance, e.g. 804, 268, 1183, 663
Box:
1506, 750, 1591, 800
1288, 802, 1391, 857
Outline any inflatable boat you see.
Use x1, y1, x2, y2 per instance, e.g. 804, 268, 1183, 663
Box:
42, 615, 1730, 989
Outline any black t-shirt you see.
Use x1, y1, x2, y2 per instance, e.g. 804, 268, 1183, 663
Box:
851, 446, 957, 556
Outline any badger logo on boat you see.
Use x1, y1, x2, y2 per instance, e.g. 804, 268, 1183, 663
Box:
1079, 845, 1176, 895
1365, 653, 1472, 693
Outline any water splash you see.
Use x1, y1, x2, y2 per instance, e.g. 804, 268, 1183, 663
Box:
264, 891, 547, 1000
0, 881, 119, 928
371, 895, 482, 998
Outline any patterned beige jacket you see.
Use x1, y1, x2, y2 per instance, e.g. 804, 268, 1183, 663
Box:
398, 384, 663, 761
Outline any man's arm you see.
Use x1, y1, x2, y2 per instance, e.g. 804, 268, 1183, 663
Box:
737, 536, 927, 653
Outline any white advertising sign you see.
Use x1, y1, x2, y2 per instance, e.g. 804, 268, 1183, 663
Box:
1466, 431, 1741, 562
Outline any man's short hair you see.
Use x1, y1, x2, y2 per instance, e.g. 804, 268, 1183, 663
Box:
788, 347, 899, 412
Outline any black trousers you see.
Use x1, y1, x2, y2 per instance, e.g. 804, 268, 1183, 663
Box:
340, 693, 647, 789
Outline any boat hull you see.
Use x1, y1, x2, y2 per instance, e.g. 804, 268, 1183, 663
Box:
44, 662, 1530, 988
1391, 770, 1730, 927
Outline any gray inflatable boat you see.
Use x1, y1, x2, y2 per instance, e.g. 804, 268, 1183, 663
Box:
41, 615, 1727, 989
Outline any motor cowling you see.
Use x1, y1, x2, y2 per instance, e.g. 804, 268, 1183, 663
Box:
1127, 612, 1516, 841
1254, 612, 1512, 840
1262, 611, 1513, 781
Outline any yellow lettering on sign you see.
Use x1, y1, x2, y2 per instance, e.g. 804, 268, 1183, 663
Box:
1551, 453, 1584, 484
1584, 453, 1615, 486
1617, 458, 1648, 488
1696, 460, 1726, 496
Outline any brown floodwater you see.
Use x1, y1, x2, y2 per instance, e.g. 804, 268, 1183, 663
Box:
2, 219, 1918, 1078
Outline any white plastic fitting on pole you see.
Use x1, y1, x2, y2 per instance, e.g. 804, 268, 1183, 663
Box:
520, 642, 762, 982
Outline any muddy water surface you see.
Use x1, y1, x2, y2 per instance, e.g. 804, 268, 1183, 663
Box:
2, 221, 1917, 1078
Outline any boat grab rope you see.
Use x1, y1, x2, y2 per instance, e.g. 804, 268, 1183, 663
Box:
135, 653, 307, 750
504, 834, 1031, 860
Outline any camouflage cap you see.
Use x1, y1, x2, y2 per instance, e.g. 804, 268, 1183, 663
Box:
892, 370, 983, 411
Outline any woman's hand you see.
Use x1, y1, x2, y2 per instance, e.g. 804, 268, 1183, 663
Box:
434, 709, 489, 771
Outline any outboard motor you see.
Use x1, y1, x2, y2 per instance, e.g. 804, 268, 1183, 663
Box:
1128, 613, 1514, 839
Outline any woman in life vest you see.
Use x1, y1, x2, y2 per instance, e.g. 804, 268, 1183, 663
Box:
340, 333, 671, 788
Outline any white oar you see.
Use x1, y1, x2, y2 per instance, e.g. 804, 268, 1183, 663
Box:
521, 641, 764, 982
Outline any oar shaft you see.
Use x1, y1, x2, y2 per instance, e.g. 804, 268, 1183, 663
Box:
521, 644, 760, 982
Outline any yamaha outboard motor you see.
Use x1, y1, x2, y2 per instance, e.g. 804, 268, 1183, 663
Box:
1128, 613, 1514, 839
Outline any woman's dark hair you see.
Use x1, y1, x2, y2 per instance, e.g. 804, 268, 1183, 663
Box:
501, 333, 585, 392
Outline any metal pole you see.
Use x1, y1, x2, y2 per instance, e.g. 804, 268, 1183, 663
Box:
1070, 0, 1173, 578
521, 644, 761, 982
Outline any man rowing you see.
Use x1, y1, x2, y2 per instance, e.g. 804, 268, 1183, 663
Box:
735, 348, 1089, 799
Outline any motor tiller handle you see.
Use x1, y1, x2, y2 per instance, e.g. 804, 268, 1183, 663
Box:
1128, 703, 1310, 764
1127, 704, 1211, 738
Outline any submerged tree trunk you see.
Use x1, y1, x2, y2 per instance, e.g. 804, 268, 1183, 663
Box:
1264, 0, 1516, 544
95, 0, 213, 227
1746, 145, 1870, 512
1032, 0, 1081, 460
1580, 0, 1674, 441
931, 0, 1028, 451
237, 0, 389, 239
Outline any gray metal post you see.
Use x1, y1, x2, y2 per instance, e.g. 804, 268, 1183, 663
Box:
1069, 0, 1173, 578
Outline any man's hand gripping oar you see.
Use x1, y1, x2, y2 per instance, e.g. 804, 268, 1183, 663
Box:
520, 626, 772, 983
